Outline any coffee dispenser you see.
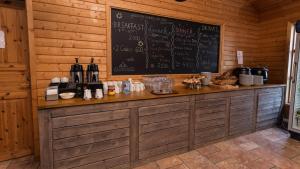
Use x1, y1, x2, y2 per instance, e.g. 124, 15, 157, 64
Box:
86, 58, 99, 83
70, 58, 84, 83
86, 58, 103, 94
69, 58, 84, 97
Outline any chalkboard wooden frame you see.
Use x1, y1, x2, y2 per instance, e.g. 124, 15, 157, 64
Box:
106, 3, 224, 80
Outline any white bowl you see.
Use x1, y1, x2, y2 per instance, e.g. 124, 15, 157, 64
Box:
59, 92, 75, 100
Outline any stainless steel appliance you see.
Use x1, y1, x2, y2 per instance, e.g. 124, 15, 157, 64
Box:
86, 58, 103, 95
70, 58, 84, 97
233, 67, 251, 77
289, 21, 300, 140
251, 67, 269, 83
70, 58, 83, 83
86, 58, 99, 83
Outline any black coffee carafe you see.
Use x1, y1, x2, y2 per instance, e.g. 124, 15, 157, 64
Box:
70, 58, 84, 84
86, 58, 99, 83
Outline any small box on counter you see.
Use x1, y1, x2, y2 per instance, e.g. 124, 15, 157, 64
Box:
45, 86, 58, 101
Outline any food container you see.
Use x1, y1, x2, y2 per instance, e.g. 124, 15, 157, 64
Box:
143, 76, 174, 94
253, 75, 263, 86
201, 72, 212, 81
201, 78, 210, 86
108, 85, 116, 96
239, 74, 254, 86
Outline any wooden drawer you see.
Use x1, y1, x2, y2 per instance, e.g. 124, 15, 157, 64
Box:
195, 98, 227, 108
194, 97, 227, 146
52, 109, 130, 128
256, 87, 284, 130
138, 102, 190, 116
48, 107, 131, 169
257, 87, 283, 94
195, 102, 226, 114
138, 102, 190, 160
194, 127, 226, 145
229, 94, 255, 136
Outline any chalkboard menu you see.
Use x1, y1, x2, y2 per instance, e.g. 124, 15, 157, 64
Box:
111, 8, 221, 75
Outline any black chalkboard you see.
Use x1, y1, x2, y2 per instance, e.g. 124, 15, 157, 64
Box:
111, 8, 221, 75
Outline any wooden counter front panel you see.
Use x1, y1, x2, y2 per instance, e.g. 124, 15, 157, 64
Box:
229, 91, 255, 136
38, 86, 285, 169
138, 101, 190, 160
256, 88, 284, 130
194, 96, 227, 147
47, 107, 130, 169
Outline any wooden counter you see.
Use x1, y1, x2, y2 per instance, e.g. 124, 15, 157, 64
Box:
38, 84, 285, 169
38, 84, 285, 109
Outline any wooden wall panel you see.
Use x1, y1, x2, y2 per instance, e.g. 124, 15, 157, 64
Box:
0, 7, 33, 161
254, 1, 300, 83
31, 0, 260, 97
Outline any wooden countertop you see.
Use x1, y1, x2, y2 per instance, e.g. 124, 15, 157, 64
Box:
38, 84, 286, 110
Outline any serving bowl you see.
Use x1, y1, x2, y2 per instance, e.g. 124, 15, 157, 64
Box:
59, 92, 75, 100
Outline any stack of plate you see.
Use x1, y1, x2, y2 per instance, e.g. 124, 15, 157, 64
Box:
239, 74, 254, 86
253, 75, 264, 86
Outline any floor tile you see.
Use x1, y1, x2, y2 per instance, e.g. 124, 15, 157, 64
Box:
204, 150, 233, 164
178, 150, 218, 169
216, 158, 249, 169
196, 144, 221, 156
167, 164, 189, 169
134, 162, 159, 169
0, 161, 11, 169
239, 141, 259, 151
156, 156, 183, 169
243, 158, 274, 169
251, 147, 300, 169
292, 155, 300, 165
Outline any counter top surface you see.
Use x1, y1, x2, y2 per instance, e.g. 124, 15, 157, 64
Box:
38, 84, 285, 110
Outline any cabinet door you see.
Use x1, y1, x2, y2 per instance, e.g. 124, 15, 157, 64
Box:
229, 93, 255, 136
256, 87, 284, 130
51, 109, 131, 169
194, 97, 227, 146
138, 102, 190, 160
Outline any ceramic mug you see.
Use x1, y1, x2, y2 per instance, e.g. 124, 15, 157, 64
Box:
95, 89, 103, 99
84, 89, 92, 100
51, 77, 60, 83
61, 77, 69, 83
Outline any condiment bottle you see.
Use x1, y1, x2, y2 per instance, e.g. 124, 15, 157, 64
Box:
108, 85, 116, 96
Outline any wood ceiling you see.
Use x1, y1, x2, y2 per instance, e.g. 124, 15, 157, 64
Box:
0, 0, 25, 8
250, 0, 295, 12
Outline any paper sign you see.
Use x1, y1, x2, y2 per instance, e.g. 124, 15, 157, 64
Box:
0, 30, 5, 48
237, 50, 244, 65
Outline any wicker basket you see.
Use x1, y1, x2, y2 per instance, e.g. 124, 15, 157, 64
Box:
212, 79, 238, 85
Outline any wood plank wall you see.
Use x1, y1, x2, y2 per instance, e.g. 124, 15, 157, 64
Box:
30, 0, 260, 98
255, 1, 300, 83
27, 0, 262, 158
0, 6, 33, 161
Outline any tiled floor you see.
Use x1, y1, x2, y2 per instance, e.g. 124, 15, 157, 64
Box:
135, 128, 300, 169
0, 128, 299, 169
